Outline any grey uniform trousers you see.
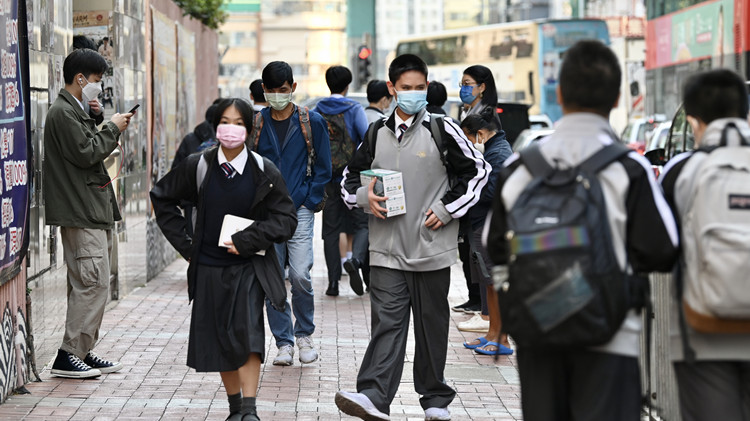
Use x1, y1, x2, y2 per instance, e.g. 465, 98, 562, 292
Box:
60, 227, 113, 359
357, 266, 456, 414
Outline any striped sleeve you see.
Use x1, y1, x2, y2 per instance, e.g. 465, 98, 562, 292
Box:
439, 117, 491, 218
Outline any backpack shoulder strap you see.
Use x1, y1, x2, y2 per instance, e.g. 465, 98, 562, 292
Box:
249, 112, 264, 150
429, 115, 449, 169
250, 150, 264, 171
196, 154, 208, 192
367, 118, 385, 160
519, 144, 554, 179
298, 106, 315, 177
579, 143, 631, 174
719, 121, 750, 147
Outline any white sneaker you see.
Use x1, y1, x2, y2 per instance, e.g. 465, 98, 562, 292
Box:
425, 407, 451, 420
457, 314, 489, 333
272, 344, 294, 366
296, 336, 318, 364
335, 391, 390, 420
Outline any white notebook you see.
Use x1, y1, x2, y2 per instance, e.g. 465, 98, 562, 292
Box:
218, 214, 265, 255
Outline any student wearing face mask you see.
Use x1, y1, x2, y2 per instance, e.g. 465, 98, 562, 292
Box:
457, 113, 513, 356
459, 65, 501, 129
251, 61, 332, 367
43, 49, 133, 380
337, 54, 491, 421
151, 98, 298, 421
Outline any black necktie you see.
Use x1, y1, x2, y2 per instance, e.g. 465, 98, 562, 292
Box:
220, 162, 235, 179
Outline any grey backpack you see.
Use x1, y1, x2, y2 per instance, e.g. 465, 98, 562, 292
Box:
677, 122, 750, 334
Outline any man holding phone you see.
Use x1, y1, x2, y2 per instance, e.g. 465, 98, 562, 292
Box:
43, 49, 133, 379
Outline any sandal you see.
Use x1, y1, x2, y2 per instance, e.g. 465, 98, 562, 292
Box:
474, 342, 513, 355
463, 336, 488, 349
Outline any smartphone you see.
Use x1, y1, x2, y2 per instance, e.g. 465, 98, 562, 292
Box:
128, 104, 140, 114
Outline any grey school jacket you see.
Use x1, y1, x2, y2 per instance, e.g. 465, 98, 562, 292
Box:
341, 108, 490, 272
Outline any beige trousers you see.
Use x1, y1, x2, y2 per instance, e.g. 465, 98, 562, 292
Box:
60, 227, 113, 359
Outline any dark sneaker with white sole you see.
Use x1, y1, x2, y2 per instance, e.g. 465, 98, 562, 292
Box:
50, 349, 102, 379
343, 258, 364, 296
84, 351, 123, 373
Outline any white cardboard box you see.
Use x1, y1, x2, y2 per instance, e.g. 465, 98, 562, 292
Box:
360, 169, 406, 217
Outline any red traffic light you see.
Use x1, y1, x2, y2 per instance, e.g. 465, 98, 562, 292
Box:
358, 46, 372, 60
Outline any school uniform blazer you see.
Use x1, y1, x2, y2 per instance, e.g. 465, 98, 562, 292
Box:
150, 146, 298, 309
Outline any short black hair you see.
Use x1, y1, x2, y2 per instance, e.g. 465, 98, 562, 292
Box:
463, 65, 498, 109
205, 99, 222, 122
249, 79, 265, 102
460, 113, 497, 135
103, 37, 109, 42
325, 66, 352, 94
683, 69, 749, 124
262, 61, 294, 90
559, 40, 621, 115
388, 54, 428, 85
366, 80, 391, 103
72, 35, 97, 51
427, 81, 447, 107
212, 98, 255, 137
63, 49, 109, 85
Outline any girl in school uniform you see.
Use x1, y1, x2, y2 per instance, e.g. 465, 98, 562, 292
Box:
151, 98, 297, 421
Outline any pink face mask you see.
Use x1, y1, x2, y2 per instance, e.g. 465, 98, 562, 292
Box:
216, 124, 247, 149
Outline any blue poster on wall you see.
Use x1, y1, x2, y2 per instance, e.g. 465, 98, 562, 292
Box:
0, 1, 28, 285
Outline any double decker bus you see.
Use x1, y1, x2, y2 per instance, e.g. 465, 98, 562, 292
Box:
395, 19, 610, 122
645, 0, 750, 117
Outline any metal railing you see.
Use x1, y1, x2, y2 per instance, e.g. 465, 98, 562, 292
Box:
642, 273, 680, 420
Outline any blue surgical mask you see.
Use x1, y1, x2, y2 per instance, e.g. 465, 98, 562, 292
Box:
460, 85, 477, 105
395, 90, 428, 115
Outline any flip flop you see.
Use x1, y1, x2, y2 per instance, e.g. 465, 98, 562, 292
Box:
474, 342, 514, 355
463, 336, 488, 349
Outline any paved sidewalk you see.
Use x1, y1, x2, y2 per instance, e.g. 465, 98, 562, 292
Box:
0, 241, 520, 420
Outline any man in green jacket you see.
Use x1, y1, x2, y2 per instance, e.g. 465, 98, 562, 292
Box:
43, 49, 133, 379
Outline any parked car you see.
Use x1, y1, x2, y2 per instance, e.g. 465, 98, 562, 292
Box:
621, 115, 667, 154
645, 121, 672, 153
512, 128, 554, 152
529, 114, 554, 130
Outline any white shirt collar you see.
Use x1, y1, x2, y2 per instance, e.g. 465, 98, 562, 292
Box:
218, 145, 249, 175
394, 112, 414, 130
73, 95, 85, 110
331, 93, 345, 99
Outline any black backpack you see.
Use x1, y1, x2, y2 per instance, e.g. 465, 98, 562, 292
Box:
498, 143, 642, 348
320, 111, 355, 178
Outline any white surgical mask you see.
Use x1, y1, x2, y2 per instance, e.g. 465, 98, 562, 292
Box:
265, 92, 293, 111
80, 78, 103, 102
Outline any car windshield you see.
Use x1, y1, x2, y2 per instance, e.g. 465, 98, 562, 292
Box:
637, 121, 659, 143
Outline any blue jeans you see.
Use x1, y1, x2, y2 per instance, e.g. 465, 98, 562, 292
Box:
266, 206, 315, 347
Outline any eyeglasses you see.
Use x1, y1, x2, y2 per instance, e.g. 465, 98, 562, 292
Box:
459, 82, 477, 88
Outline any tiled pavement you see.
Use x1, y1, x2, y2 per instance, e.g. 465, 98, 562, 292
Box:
0, 231, 521, 420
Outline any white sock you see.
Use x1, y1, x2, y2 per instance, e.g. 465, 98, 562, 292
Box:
346, 251, 353, 260
341, 257, 347, 266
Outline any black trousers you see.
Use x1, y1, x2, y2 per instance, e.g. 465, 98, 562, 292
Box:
357, 266, 456, 414
674, 361, 750, 421
322, 181, 368, 282
458, 240, 480, 303
517, 348, 641, 421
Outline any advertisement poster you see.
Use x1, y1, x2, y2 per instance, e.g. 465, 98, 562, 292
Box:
151, 9, 176, 188
177, 25, 196, 143
646, 0, 734, 69
0, 1, 29, 285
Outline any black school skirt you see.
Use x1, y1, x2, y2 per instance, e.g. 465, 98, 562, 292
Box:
187, 262, 265, 372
